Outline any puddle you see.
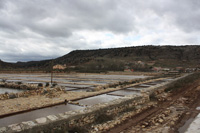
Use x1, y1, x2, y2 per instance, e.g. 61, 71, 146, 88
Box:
163, 78, 173, 81
68, 88, 95, 92
64, 87, 80, 91
85, 81, 108, 85
58, 83, 94, 88
76, 94, 120, 106
108, 90, 139, 96
0, 104, 84, 127
4, 80, 23, 83
0, 88, 24, 94
125, 87, 145, 91
178, 118, 194, 133
147, 80, 165, 85
69, 80, 108, 85
138, 84, 152, 87
145, 82, 157, 85
52, 78, 71, 83
81, 75, 148, 80
133, 85, 149, 88
26, 82, 45, 84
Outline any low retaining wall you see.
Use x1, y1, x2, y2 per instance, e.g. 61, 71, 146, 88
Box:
0, 82, 64, 100
0, 81, 44, 89
142, 74, 190, 98
0, 94, 149, 133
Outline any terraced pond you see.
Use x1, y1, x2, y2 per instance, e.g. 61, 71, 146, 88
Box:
0, 74, 173, 128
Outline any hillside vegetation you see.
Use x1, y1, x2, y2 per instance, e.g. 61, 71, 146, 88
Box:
0, 45, 200, 72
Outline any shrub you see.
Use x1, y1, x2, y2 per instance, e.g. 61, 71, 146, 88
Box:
17, 82, 22, 85
38, 83, 43, 87
42, 90, 48, 95
45, 82, 50, 87
52, 83, 57, 87
95, 114, 114, 124
149, 92, 157, 101
9, 94, 17, 99
2, 79, 6, 82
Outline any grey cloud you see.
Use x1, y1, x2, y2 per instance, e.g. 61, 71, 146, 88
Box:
0, 53, 56, 62
0, 0, 5, 9
1, 0, 135, 36
149, 0, 200, 32
0, 0, 200, 62
1, 0, 200, 36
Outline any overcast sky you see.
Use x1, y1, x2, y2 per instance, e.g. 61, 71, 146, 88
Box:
0, 0, 200, 62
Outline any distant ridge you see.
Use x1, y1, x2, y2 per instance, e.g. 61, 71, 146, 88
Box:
1, 45, 200, 70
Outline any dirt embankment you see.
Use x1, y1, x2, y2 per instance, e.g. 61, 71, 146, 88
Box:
108, 73, 200, 133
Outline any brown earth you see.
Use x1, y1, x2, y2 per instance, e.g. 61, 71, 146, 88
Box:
107, 79, 200, 133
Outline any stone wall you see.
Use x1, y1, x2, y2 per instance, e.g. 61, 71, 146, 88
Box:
142, 74, 190, 99
0, 82, 40, 90
0, 82, 64, 100
1, 94, 149, 133
96, 74, 168, 91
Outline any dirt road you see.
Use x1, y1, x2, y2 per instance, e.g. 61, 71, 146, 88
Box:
108, 79, 200, 133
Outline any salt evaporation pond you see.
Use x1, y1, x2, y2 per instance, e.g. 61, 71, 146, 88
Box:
76, 94, 120, 106
108, 90, 140, 96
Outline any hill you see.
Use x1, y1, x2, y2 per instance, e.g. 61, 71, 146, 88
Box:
0, 60, 14, 68
1, 45, 200, 72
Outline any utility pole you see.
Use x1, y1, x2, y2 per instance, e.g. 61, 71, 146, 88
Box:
51, 59, 53, 84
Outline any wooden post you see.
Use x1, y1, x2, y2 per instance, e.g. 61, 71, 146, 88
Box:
51, 59, 53, 84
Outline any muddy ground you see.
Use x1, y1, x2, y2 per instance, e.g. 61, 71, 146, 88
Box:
108, 79, 200, 133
